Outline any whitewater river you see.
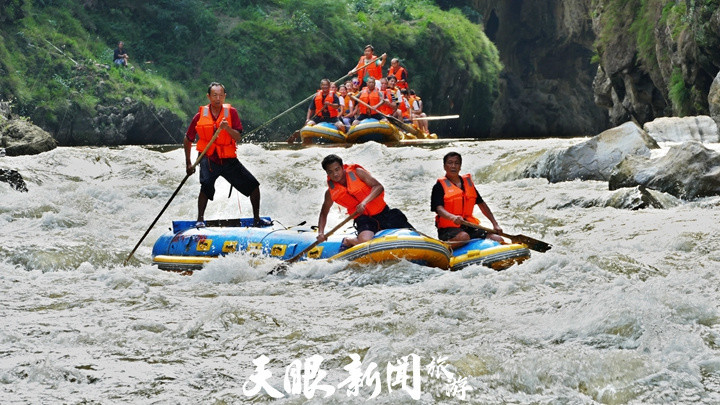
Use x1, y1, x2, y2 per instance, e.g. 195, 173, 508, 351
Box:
1, 138, 720, 404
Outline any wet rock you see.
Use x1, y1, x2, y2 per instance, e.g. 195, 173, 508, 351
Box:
524, 121, 659, 183
0, 100, 10, 120
710, 71, 720, 129
52, 98, 184, 146
0, 168, 28, 192
643, 116, 719, 143
552, 185, 673, 210
1, 118, 58, 156
609, 141, 720, 200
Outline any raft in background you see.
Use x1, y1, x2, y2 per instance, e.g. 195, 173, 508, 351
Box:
346, 118, 402, 143
299, 121, 347, 144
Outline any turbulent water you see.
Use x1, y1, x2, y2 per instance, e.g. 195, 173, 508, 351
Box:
1, 138, 720, 404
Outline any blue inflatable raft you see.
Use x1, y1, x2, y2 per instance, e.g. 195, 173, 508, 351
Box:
151, 218, 530, 272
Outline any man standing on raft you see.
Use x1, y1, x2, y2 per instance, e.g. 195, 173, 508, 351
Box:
431, 152, 504, 243
183, 82, 271, 228
316, 154, 412, 248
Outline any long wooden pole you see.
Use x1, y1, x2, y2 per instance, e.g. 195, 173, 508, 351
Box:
123, 128, 222, 266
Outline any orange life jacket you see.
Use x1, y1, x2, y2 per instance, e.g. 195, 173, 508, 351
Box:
398, 94, 410, 119
313, 90, 339, 118
195, 103, 236, 159
358, 88, 382, 115
409, 95, 422, 113
435, 174, 480, 228
378, 88, 395, 115
338, 95, 352, 116
388, 66, 408, 89
356, 56, 382, 83
328, 164, 386, 216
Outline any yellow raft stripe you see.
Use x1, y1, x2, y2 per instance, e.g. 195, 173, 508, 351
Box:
330, 237, 451, 269
153, 255, 215, 265
450, 244, 530, 270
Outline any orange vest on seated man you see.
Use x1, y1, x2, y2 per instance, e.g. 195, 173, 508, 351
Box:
388, 65, 408, 89
358, 88, 383, 115
195, 103, 237, 159
435, 174, 481, 228
313, 90, 339, 118
327, 164, 386, 216
378, 88, 395, 116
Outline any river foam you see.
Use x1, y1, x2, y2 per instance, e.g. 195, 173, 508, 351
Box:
1, 139, 720, 403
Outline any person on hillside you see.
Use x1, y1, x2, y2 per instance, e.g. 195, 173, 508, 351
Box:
113, 41, 129, 67
316, 154, 412, 248
387, 58, 408, 90
306, 78, 345, 132
337, 84, 355, 130
349, 44, 386, 88
431, 152, 504, 243
351, 77, 386, 125
183, 82, 271, 227
408, 89, 429, 134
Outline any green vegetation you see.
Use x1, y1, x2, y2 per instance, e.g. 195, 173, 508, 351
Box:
0, 0, 191, 137
669, 67, 690, 116
0, 0, 501, 143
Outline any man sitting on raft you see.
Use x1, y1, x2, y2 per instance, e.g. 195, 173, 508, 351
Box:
316, 154, 412, 248
305, 78, 345, 132
350, 77, 387, 126
431, 152, 504, 243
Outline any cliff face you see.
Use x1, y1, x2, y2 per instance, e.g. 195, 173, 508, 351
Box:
472, 0, 609, 137
591, 1, 720, 126
467, 0, 720, 137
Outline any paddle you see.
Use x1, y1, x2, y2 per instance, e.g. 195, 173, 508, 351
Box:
123, 128, 222, 266
245, 56, 383, 142
460, 220, 552, 252
412, 115, 460, 121
269, 213, 357, 275
350, 95, 426, 139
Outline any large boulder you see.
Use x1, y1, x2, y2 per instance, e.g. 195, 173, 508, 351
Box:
1, 118, 58, 156
609, 141, 720, 200
524, 121, 659, 183
643, 116, 719, 143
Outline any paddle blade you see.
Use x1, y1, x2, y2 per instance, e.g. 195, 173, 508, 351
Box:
508, 234, 552, 252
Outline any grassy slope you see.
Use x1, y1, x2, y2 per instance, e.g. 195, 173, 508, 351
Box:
1, 0, 501, 142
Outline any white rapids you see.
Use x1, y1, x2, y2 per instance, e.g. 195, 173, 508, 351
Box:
1, 138, 720, 403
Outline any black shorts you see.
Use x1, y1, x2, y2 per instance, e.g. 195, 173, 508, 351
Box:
354, 206, 413, 233
312, 116, 342, 125
199, 157, 259, 200
357, 113, 385, 121
437, 226, 487, 241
